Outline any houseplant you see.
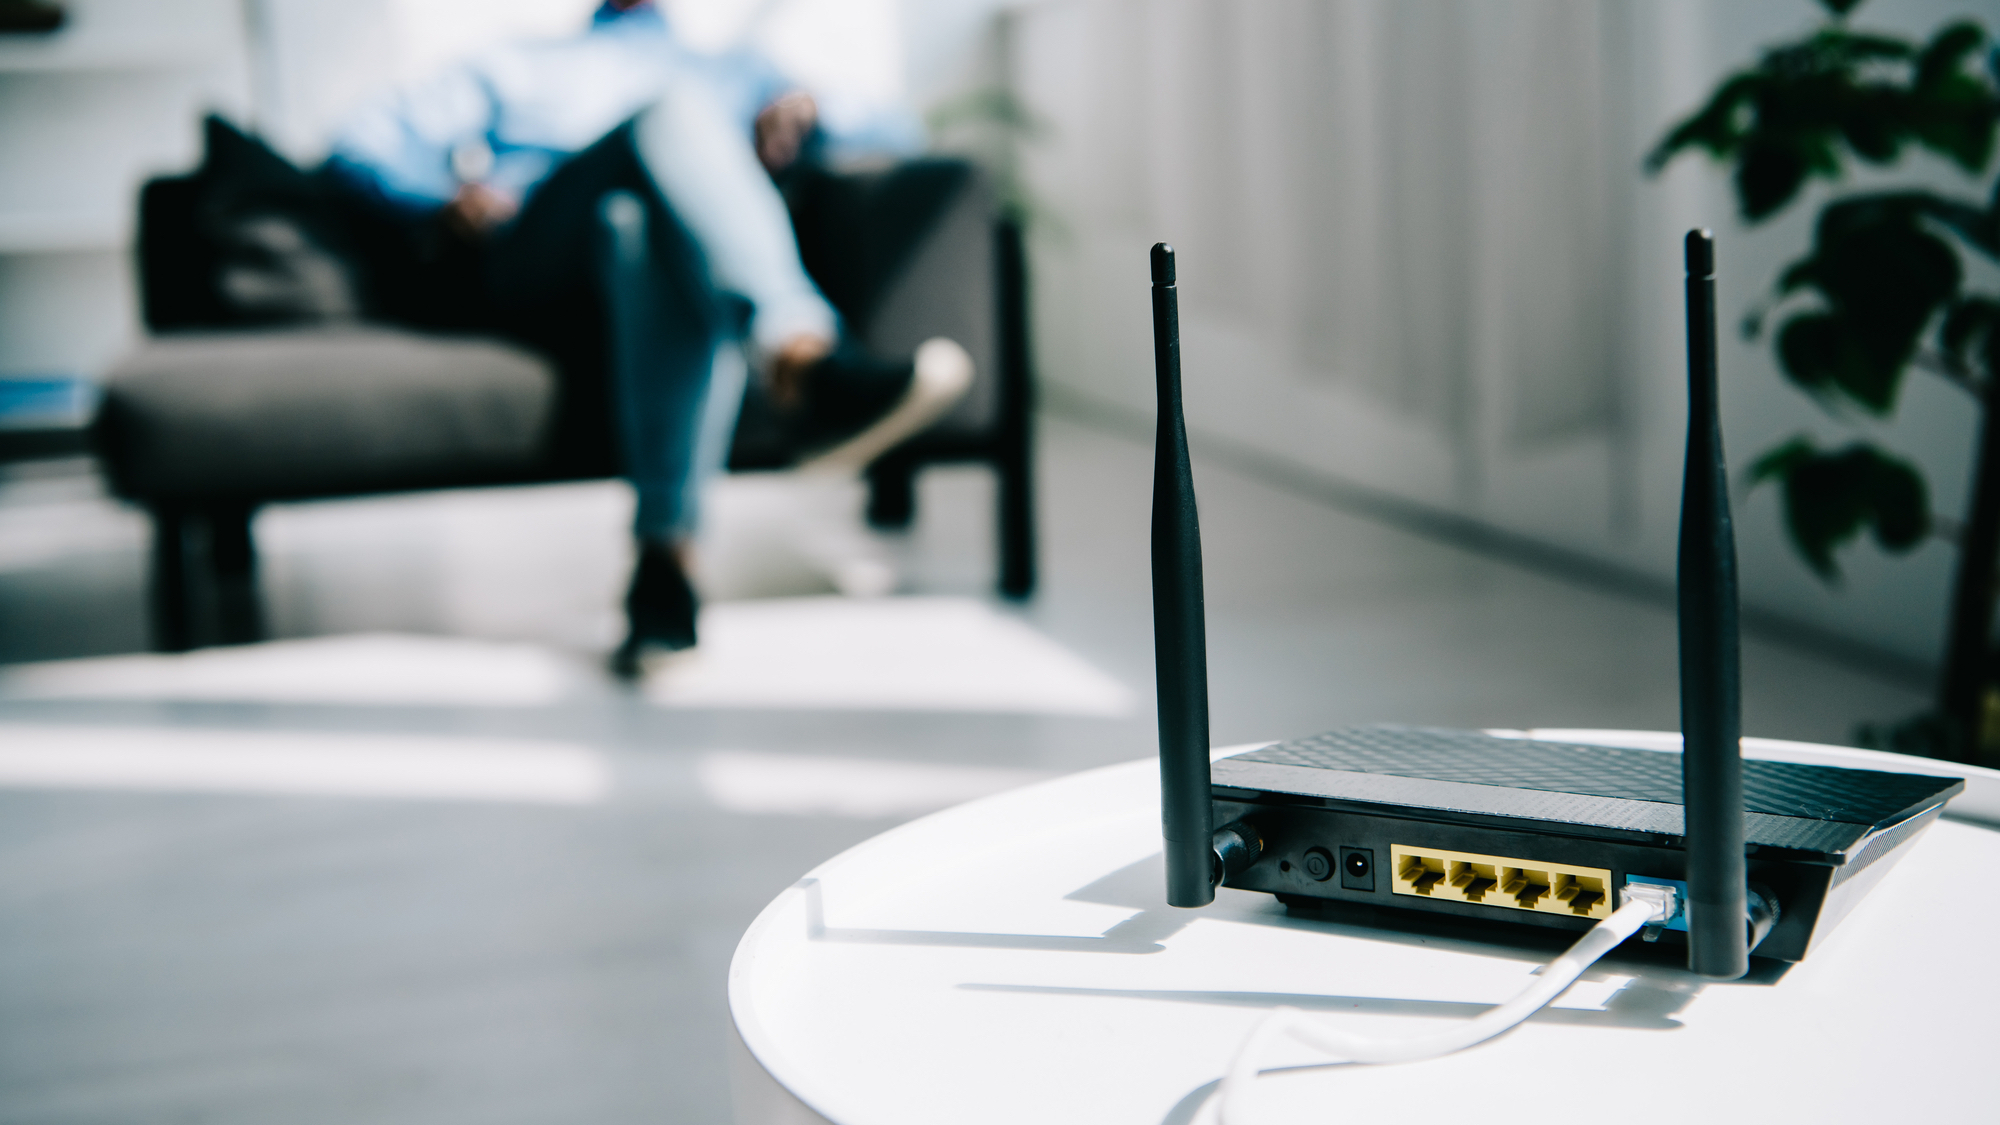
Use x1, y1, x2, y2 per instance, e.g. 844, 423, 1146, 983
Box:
1650, 0, 2000, 764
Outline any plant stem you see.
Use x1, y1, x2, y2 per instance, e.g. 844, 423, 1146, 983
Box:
1938, 376, 2000, 763
1913, 351, 1985, 400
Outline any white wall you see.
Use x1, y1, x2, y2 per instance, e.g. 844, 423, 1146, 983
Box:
1009, 0, 1987, 670
0, 0, 250, 378
900, 0, 1015, 108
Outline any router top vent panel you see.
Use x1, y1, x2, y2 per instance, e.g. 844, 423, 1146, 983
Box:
1212, 727, 1962, 862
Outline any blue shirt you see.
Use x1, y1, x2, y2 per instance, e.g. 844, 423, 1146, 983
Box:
327, 3, 917, 214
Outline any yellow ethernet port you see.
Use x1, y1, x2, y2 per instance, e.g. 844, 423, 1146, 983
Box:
1390, 845, 1612, 920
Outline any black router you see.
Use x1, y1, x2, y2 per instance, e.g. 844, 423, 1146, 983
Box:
1149, 234, 1963, 979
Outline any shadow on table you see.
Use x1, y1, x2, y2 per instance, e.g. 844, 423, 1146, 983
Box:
799, 875, 1182, 954
1161, 1075, 1338, 1125
801, 855, 1788, 982
954, 977, 1698, 1030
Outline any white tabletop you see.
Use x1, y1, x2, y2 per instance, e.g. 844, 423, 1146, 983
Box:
729, 732, 2000, 1125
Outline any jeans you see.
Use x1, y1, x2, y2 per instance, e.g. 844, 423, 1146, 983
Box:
485, 73, 835, 542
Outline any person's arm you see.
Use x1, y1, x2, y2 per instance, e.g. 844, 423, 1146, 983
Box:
696, 43, 922, 174
325, 63, 498, 217
805, 91, 924, 165
748, 85, 926, 175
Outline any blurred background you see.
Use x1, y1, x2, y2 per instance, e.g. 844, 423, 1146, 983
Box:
0, 0, 1979, 1121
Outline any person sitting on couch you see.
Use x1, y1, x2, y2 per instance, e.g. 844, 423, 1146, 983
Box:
323, 0, 972, 674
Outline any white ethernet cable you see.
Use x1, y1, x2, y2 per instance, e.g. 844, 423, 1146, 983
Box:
1218, 888, 1674, 1124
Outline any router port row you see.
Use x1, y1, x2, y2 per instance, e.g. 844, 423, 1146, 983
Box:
1390, 845, 1612, 920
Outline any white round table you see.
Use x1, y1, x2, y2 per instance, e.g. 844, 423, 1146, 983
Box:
728, 732, 2000, 1125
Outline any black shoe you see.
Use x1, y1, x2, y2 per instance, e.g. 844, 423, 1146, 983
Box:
792, 343, 917, 454
611, 543, 697, 678
0, 2, 66, 32
790, 338, 975, 474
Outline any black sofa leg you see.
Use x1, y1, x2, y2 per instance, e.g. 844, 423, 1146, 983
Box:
997, 440, 1036, 600
866, 459, 917, 529
210, 503, 265, 645
148, 503, 266, 652
150, 505, 194, 653
994, 215, 1038, 600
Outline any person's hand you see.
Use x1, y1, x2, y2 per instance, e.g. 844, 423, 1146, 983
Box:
767, 331, 833, 409
755, 91, 818, 175
442, 182, 519, 240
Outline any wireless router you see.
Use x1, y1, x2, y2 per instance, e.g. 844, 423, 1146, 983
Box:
1149, 235, 1963, 980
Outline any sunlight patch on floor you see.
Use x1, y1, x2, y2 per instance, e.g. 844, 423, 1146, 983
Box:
0, 633, 584, 706
647, 596, 1134, 716
0, 725, 610, 803
0, 598, 1132, 717
696, 749, 1054, 819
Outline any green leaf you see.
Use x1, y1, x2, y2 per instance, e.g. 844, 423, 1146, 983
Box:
1817, 0, 1866, 16
1751, 437, 1933, 579
1840, 102, 1903, 163
1737, 140, 1812, 220
1773, 193, 1964, 412
1910, 191, 2000, 256
1648, 17, 2000, 221
925, 87, 1051, 140
1776, 313, 1847, 399
1750, 436, 1820, 483
1645, 75, 1762, 171
1777, 257, 1819, 293
1866, 452, 1930, 549
1906, 23, 1997, 171
1915, 22, 1986, 89
1941, 297, 2000, 374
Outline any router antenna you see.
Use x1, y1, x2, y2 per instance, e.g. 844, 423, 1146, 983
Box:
1151, 243, 1215, 908
1680, 230, 1749, 980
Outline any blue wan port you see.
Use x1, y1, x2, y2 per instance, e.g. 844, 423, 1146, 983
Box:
1625, 874, 1690, 932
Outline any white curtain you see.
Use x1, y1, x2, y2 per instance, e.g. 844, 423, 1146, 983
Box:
1016, 0, 1633, 497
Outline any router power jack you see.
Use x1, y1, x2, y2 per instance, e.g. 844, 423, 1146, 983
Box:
1339, 847, 1376, 892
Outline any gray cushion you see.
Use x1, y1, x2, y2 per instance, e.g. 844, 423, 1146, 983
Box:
96, 326, 557, 502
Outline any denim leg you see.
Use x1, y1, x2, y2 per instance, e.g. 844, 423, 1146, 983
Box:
687, 342, 750, 525
597, 190, 724, 541
484, 124, 728, 530
631, 73, 837, 355
497, 76, 830, 543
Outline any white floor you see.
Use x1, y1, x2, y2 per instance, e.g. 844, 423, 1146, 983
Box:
0, 414, 1928, 1125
